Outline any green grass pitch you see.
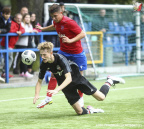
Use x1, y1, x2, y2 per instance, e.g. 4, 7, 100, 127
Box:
0, 76, 144, 129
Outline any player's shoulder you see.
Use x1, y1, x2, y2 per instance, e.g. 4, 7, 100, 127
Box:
54, 53, 66, 60
68, 60, 78, 67
62, 16, 75, 23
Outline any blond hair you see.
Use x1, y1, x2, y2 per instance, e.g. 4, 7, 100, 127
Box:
37, 42, 54, 52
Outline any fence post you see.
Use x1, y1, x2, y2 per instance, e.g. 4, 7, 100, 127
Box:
40, 33, 44, 42
40, 33, 44, 62
5, 35, 9, 83
125, 33, 128, 66
135, 12, 141, 73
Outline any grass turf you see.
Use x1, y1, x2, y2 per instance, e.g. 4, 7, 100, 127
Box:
0, 76, 144, 129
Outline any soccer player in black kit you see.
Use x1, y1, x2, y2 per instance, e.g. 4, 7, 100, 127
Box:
33, 42, 125, 115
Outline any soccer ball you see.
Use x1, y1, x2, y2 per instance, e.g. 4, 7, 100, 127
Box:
21, 50, 36, 65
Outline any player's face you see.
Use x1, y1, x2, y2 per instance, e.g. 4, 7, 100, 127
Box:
40, 49, 53, 63
50, 11, 63, 23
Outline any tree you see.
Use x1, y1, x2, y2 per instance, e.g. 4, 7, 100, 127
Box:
87, 0, 132, 4
10, 0, 44, 24
10, 0, 133, 25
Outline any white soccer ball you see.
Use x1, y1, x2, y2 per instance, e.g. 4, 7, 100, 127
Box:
21, 50, 36, 65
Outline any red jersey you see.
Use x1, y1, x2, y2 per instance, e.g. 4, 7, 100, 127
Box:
53, 16, 83, 54
1, 20, 25, 48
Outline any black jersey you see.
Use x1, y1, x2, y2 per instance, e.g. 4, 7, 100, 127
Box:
39, 53, 81, 85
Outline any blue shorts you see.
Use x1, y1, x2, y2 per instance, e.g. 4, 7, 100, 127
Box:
58, 50, 87, 71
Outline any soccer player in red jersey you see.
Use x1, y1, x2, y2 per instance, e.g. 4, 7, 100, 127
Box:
36, 4, 86, 108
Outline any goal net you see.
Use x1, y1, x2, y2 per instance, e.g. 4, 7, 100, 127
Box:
64, 4, 144, 76
44, 3, 144, 78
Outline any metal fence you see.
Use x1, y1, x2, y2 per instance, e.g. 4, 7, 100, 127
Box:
0, 31, 144, 83
0, 32, 59, 83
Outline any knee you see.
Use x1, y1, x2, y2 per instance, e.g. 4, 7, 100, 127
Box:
76, 110, 83, 115
97, 96, 105, 101
74, 108, 83, 115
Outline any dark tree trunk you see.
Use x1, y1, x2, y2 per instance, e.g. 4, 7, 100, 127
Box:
10, 0, 44, 24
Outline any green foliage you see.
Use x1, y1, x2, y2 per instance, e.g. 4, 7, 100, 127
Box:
0, 0, 11, 6
88, 0, 133, 4
0, 76, 144, 129
10, 0, 44, 24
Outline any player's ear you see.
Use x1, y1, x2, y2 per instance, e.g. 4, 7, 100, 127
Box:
51, 51, 53, 54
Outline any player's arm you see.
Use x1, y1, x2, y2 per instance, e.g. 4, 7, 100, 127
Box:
56, 72, 72, 92
47, 72, 72, 95
35, 24, 55, 31
62, 30, 86, 44
33, 79, 43, 104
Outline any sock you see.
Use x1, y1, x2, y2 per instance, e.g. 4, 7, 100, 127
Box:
106, 79, 113, 86
81, 107, 89, 115
100, 84, 110, 97
47, 77, 57, 97
45, 96, 52, 101
78, 90, 83, 98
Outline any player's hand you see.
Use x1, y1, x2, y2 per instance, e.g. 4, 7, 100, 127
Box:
47, 90, 58, 95
35, 25, 43, 30
62, 36, 72, 43
33, 95, 39, 104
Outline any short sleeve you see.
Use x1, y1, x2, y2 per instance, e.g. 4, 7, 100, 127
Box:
38, 63, 47, 79
68, 20, 82, 35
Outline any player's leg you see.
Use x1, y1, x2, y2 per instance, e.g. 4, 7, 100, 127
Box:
92, 75, 125, 101
57, 50, 86, 107
70, 51, 87, 107
72, 101, 89, 115
37, 73, 57, 108
75, 76, 125, 114
72, 101, 104, 115
47, 73, 57, 97
62, 87, 94, 115
77, 71, 84, 107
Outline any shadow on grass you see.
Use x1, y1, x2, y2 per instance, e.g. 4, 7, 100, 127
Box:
31, 111, 78, 119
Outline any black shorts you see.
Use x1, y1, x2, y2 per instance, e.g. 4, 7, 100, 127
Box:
62, 76, 97, 105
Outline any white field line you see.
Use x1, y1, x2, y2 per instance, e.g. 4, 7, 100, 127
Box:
0, 94, 64, 102
0, 86, 144, 102
110, 86, 144, 91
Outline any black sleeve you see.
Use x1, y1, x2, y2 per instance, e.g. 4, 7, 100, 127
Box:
0, 22, 11, 34
38, 62, 47, 79
58, 55, 72, 75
